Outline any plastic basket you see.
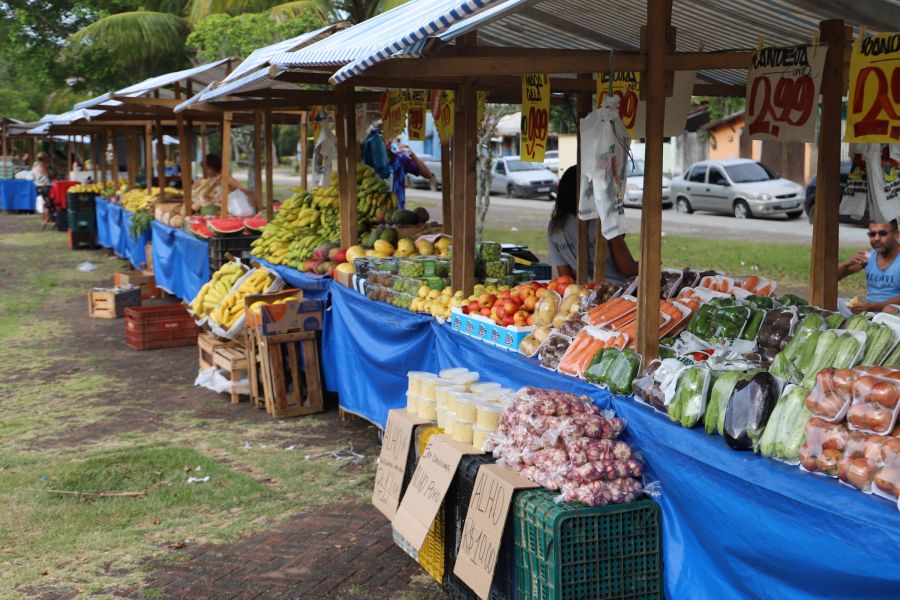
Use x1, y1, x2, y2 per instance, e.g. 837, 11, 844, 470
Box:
208, 234, 261, 272
514, 489, 662, 600
67, 192, 96, 212
124, 304, 200, 350
415, 426, 446, 583
442, 453, 521, 600
67, 209, 96, 233
68, 229, 96, 250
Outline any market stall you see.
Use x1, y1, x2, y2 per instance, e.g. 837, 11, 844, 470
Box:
150, 220, 210, 301
0, 179, 36, 211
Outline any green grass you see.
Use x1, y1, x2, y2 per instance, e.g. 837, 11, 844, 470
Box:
483, 226, 867, 296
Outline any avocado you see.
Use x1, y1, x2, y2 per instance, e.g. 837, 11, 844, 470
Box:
390, 209, 417, 225
380, 227, 398, 245
413, 206, 430, 224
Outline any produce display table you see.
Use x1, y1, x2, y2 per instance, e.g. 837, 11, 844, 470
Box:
50, 180, 77, 210
0, 179, 36, 211
95, 199, 151, 270
150, 220, 209, 301
321, 281, 900, 600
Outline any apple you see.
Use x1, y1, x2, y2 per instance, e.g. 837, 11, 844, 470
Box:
501, 316, 514, 327
500, 290, 512, 299
513, 310, 529, 327
466, 300, 480, 313
522, 295, 538, 312
501, 299, 520, 315
526, 313, 535, 326
479, 307, 492, 318
478, 293, 497, 308
461, 305, 470, 315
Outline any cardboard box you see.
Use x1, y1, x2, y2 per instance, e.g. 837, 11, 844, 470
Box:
114, 270, 159, 299
244, 288, 324, 336
88, 287, 141, 319
334, 268, 354, 288
145, 243, 153, 272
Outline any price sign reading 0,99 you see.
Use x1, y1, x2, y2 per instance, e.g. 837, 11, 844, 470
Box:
597, 71, 641, 138
521, 74, 550, 163
847, 33, 900, 143
746, 45, 825, 143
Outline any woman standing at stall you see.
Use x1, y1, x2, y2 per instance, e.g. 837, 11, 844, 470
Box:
547, 165, 638, 282
33, 152, 52, 224
191, 154, 252, 215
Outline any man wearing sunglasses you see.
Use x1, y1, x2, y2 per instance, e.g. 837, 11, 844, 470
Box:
838, 220, 900, 314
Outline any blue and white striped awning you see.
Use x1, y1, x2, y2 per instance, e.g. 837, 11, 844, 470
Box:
299, 0, 900, 87
223, 24, 344, 83
271, 0, 502, 81
75, 58, 233, 110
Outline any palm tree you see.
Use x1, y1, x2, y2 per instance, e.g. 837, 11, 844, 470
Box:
67, 0, 407, 81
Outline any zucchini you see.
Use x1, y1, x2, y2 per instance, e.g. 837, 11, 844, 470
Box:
832, 333, 862, 369
706, 371, 744, 435
862, 324, 894, 365
883, 339, 900, 367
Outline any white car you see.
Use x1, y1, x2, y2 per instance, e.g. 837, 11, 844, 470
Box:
490, 158, 558, 199
623, 159, 672, 209
670, 158, 805, 219
543, 150, 560, 175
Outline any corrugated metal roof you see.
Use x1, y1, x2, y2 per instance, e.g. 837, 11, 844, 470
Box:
75, 58, 233, 110
321, 0, 900, 86
272, 0, 501, 76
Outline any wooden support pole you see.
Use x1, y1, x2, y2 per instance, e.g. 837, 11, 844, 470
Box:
253, 111, 263, 213
635, 0, 671, 361
451, 79, 478, 295
300, 111, 309, 190
127, 133, 137, 189
264, 110, 274, 221
345, 99, 358, 247
1, 123, 7, 157
156, 121, 165, 198
99, 132, 107, 186
809, 19, 847, 310
109, 129, 119, 189
31, 137, 37, 162
575, 74, 594, 283
177, 115, 192, 215
335, 88, 358, 248
200, 124, 207, 164
144, 124, 153, 191
441, 140, 452, 237
68, 137, 74, 178
91, 138, 99, 182
220, 112, 232, 217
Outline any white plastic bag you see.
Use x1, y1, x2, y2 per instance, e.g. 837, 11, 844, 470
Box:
839, 144, 869, 220
578, 95, 630, 240
227, 189, 255, 217
313, 123, 338, 187
35, 194, 44, 214
866, 144, 900, 224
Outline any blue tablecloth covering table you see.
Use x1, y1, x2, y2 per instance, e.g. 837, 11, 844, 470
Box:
150, 220, 209, 301
0, 179, 36, 211
94, 199, 151, 270
320, 281, 900, 600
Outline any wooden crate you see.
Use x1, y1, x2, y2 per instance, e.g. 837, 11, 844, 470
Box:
245, 329, 265, 410
88, 288, 141, 319
212, 345, 250, 405
114, 270, 160, 299
197, 332, 241, 371
246, 329, 323, 418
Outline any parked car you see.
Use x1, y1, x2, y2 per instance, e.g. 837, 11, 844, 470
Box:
804, 162, 864, 225
543, 150, 560, 174
490, 158, 558, 199
405, 153, 442, 190
623, 159, 672, 209
670, 158, 805, 219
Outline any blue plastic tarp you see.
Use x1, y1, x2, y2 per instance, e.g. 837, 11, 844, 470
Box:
150, 220, 209, 301
95, 199, 111, 248
121, 209, 151, 270
321, 281, 900, 599
0, 179, 36, 211
94, 199, 151, 270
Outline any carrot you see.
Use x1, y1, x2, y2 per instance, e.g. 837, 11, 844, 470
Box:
743, 275, 759, 291
607, 311, 637, 330
588, 297, 635, 326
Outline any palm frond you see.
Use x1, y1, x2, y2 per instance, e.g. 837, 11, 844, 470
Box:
187, 0, 281, 24
68, 12, 188, 67
268, 0, 333, 23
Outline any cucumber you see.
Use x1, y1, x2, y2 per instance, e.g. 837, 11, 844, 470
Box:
862, 324, 894, 365
832, 333, 862, 369
706, 371, 744, 435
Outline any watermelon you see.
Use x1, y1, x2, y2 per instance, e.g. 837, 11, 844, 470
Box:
190, 222, 213, 239
207, 217, 246, 236
243, 217, 267, 232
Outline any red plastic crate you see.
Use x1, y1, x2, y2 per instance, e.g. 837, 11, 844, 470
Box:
124, 304, 200, 350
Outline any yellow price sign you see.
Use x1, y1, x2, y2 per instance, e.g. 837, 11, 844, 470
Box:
521, 74, 550, 162
597, 71, 641, 137
846, 33, 900, 142
406, 90, 427, 141
431, 89, 454, 142
380, 90, 408, 141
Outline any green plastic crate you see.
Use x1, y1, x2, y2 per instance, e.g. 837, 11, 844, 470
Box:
514, 489, 662, 600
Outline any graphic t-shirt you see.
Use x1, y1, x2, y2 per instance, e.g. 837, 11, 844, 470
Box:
546, 214, 626, 283
865, 251, 900, 303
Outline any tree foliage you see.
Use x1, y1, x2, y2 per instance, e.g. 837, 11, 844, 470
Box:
187, 9, 320, 62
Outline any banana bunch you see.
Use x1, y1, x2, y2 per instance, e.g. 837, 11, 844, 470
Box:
209, 269, 271, 329
70, 182, 116, 194
286, 234, 328, 266
190, 262, 244, 317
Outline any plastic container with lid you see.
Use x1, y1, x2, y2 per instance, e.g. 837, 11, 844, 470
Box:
435, 383, 466, 410
449, 371, 481, 389
444, 412, 457, 438
452, 418, 475, 444
476, 401, 503, 431
440, 367, 470, 380
472, 424, 490, 452
436, 407, 448, 431
420, 376, 440, 401
406, 391, 419, 414
471, 382, 503, 396
418, 397, 437, 421
452, 392, 478, 422
407, 371, 437, 395
480, 387, 512, 403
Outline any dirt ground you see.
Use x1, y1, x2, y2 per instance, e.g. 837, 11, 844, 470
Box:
0, 214, 443, 600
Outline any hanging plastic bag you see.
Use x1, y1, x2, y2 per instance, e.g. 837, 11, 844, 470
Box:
313, 120, 338, 187
227, 189, 255, 217
578, 95, 630, 240
839, 144, 869, 220
866, 144, 900, 224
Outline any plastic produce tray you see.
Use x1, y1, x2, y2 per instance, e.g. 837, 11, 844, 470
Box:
67, 192, 96, 212
514, 489, 662, 600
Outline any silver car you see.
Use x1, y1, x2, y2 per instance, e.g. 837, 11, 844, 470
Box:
405, 153, 442, 190
670, 159, 805, 219
490, 158, 558, 199
624, 159, 672, 209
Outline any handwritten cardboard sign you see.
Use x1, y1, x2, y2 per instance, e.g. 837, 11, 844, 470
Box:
372, 409, 429, 520
392, 435, 479, 550
453, 465, 539, 599
521, 74, 550, 162
407, 89, 427, 141
746, 45, 825, 142
846, 33, 900, 143
597, 71, 641, 137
